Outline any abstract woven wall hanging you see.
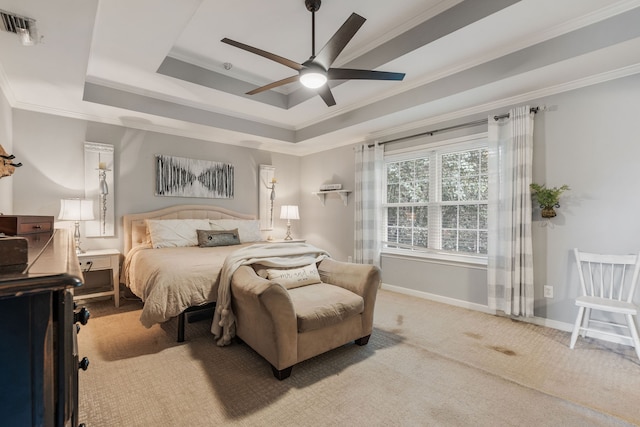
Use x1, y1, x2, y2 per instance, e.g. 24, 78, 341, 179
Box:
155, 155, 234, 199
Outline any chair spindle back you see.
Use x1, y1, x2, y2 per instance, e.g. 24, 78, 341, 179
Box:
573, 249, 640, 303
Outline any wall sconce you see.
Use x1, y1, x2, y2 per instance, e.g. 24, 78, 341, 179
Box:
98, 154, 110, 235
280, 205, 300, 240
268, 177, 276, 228
58, 198, 94, 254
84, 142, 114, 237
259, 165, 276, 231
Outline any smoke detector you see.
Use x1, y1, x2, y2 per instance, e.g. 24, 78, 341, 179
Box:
0, 10, 39, 45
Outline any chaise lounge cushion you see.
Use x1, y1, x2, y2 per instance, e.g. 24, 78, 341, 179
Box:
288, 283, 364, 333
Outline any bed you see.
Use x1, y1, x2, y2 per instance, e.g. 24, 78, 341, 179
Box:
121, 204, 262, 341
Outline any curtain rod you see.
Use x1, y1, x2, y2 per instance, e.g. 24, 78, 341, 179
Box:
372, 106, 540, 147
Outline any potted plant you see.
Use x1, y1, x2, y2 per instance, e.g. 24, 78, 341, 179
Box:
530, 183, 570, 218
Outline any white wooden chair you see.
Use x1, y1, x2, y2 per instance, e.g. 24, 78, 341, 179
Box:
570, 248, 640, 360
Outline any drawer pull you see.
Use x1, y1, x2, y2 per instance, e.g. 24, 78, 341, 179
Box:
74, 307, 91, 325
79, 357, 90, 371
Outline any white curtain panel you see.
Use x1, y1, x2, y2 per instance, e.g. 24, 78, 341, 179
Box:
487, 106, 535, 317
354, 143, 383, 266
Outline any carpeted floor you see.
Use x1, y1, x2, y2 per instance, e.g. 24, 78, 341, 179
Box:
77, 290, 640, 426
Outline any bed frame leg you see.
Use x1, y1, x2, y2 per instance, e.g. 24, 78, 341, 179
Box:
176, 303, 215, 343
177, 312, 186, 342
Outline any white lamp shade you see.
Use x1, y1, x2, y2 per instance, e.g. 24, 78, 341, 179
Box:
58, 198, 95, 221
280, 205, 300, 220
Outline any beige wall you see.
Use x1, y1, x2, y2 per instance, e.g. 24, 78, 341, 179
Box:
300, 73, 640, 326
300, 144, 356, 261
10, 111, 301, 253
5, 72, 640, 327
0, 88, 12, 214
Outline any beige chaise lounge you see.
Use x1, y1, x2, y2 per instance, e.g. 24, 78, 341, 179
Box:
230, 258, 381, 379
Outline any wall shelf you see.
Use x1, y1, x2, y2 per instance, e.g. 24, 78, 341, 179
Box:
312, 190, 351, 206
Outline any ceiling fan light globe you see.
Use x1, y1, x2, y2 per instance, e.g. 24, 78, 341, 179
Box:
300, 71, 327, 89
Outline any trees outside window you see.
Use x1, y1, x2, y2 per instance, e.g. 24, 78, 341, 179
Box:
383, 139, 488, 257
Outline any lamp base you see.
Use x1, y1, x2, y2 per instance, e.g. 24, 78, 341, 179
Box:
73, 221, 86, 254
284, 222, 293, 240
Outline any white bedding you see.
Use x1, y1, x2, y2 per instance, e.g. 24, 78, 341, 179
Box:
122, 243, 254, 327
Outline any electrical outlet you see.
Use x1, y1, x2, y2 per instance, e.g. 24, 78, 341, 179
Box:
347, 256, 353, 263
543, 285, 554, 298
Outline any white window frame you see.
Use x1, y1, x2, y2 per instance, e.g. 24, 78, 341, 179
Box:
381, 133, 488, 266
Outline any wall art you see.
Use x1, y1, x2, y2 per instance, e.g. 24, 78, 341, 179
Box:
155, 155, 234, 199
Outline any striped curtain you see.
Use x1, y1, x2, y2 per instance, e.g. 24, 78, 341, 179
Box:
354, 143, 383, 266
487, 106, 535, 316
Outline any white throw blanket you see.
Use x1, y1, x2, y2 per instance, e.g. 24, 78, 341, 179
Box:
211, 242, 330, 346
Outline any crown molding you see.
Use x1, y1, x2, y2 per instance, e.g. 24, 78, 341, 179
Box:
84, 75, 296, 131
334, 0, 464, 67
9, 62, 640, 159
0, 63, 17, 106
367, 63, 640, 143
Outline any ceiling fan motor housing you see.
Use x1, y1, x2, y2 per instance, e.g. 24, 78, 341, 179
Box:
221, 0, 404, 107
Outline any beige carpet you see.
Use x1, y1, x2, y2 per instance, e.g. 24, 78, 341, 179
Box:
77, 290, 640, 426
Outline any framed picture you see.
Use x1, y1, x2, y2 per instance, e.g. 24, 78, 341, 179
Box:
155, 155, 234, 198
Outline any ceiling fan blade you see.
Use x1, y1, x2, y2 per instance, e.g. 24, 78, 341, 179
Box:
221, 38, 303, 71
314, 13, 366, 70
316, 85, 336, 107
246, 75, 300, 95
328, 68, 406, 81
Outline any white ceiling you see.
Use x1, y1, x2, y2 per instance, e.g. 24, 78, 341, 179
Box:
1, 0, 640, 155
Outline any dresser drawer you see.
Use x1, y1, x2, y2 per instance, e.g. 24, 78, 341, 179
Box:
17, 221, 52, 234
0, 215, 54, 236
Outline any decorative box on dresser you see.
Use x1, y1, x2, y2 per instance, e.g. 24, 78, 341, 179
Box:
0, 215, 54, 249
0, 228, 89, 427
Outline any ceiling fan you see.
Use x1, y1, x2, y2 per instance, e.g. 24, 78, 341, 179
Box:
221, 0, 405, 107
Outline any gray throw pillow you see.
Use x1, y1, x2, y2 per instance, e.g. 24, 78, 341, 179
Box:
197, 229, 241, 247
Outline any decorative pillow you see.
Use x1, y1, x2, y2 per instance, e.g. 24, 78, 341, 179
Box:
210, 219, 263, 242
266, 263, 322, 289
145, 219, 211, 248
197, 229, 241, 247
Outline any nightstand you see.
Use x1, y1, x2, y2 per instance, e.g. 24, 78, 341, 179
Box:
266, 239, 306, 243
76, 249, 120, 307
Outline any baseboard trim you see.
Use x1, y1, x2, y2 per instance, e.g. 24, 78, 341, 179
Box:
380, 283, 631, 346
381, 283, 496, 315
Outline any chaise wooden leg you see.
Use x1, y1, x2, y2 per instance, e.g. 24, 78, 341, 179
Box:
355, 334, 371, 346
271, 365, 293, 380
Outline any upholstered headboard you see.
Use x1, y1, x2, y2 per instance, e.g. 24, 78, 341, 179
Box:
122, 204, 256, 255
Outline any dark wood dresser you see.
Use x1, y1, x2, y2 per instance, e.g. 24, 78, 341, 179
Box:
0, 228, 89, 427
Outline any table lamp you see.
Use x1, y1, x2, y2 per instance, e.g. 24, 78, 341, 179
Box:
58, 198, 95, 254
280, 205, 299, 240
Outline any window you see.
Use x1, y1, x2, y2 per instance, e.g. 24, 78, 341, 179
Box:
383, 138, 488, 260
